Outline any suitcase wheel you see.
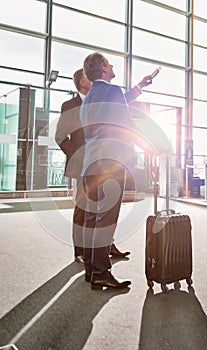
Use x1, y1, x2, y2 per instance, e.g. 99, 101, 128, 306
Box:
161, 284, 169, 293
186, 278, 193, 286
147, 279, 154, 289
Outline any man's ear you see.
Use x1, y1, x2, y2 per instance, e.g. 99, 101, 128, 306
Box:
79, 78, 84, 87
101, 63, 107, 73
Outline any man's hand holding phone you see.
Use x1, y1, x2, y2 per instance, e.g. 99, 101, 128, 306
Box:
150, 66, 162, 79
137, 66, 161, 89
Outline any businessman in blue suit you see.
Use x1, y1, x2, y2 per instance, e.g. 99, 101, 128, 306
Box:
80, 52, 152, 290
56, 68, 152, 266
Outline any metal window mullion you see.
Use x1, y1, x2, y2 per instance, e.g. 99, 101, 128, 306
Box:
131, 54, 188, 71
194, 14, 207, 23
176, 107, 182, 169
44, 0, 53, 87
0, 81, 74, 96
133, 25, 188, 45
0, 65, 44, 76
142, 0, 190, 16
52, 1, 126, 26
185, 0, 194, 140
0, 23, 47, 39
125, 0, 133, 91
52, 35, 128, 57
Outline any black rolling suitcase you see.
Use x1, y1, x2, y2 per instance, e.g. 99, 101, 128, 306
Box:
145, 154, 193, 293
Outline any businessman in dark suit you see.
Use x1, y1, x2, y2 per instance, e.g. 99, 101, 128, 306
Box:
55, 70, 90, 264
55, 68, 152, 264
80, 52, 153, 290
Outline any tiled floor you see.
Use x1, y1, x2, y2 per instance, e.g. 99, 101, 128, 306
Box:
0, 195, 207, 350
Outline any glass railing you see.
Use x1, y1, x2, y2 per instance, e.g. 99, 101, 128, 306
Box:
0, 88, 19, 191
0, 84, 70, 192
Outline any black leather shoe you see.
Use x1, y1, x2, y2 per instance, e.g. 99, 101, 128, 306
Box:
110, 243, 130, 258
75, 255, 85, 264
91, 272, 131, 290
85, 272, 91, 282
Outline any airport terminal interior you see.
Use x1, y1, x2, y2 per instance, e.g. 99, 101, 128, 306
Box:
0, 1, 207, 349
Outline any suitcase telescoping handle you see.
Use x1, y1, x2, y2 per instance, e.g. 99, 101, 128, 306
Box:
165, 150, 170, 211
157, 209, 175, 216
152, 155, 158, 215
152, 151, 171, 215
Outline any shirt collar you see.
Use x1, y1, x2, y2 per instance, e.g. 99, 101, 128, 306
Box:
79, 92, 86, 101
94, 79, 109, 84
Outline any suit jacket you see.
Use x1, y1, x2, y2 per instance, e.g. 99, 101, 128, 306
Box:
80, 81, 137, 176
55, 94, 85, 178
125, 85, 142, 104
55, 85, 142, 178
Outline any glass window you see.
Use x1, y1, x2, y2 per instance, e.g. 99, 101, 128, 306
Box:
0, 0, 46, 32
193, 128, 207, 156
53, 0, 126, 22
0, 68, 44, 94
48, 112, 59, 138
0, 31, 45, 72
131, 61, 185, 113
133, 1, 186, 40
193, 73, 207, 100
139, 91, 185, 109
51, 42, 90, 78
181, 126, 185, 167
49, 90, 73, 112
149, 106, 177, 151
192, 155, 206, 182
47, 149, 68, 187
194, 2, 207, 19
194, 46, 207, 73
0, 84, 19, 100
133, 30, 186, 66
51, 42, 125, 86
0, 88, 19, 136
193, 101, 207, 128
131, 61, 162, 89
194, 19, 207, 46
52, 7, 125, 52
0, 88, 19, 191
51, 77, 74, 92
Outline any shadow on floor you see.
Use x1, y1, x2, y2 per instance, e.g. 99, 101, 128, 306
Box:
0, 262, 130, 350
138, 286, 207, 350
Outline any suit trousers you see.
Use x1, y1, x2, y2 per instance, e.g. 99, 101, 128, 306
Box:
82, 170, 125, 275
72, 177, 86, 254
